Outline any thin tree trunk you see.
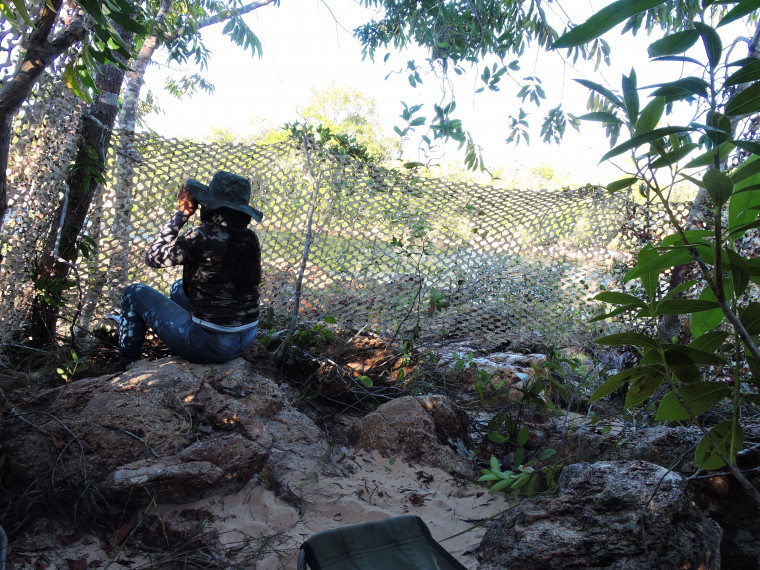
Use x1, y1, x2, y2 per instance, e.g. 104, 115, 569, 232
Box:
30, 23, 135, 345
0, 0, 86, 250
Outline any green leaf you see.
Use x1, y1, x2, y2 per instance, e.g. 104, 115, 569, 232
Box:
694, 22, 722, 69
724, 59, 760, 88
637, 243, 660, 301
684, 141, 735, 168
575, 79, 624, 108
517, 426, 530, 447
688, 330, 730, 353
623, 70, 639, 126
488, 431, 507, 443
726, 249, 750, 297
725, 82, 760, 116
731, 154, 760, 185
625, 371, 665, 408
729, 156, 760, 234
648, 29, 700, 57
656, 298, 720, 315
704, 168, 734, 207
690, 286, 726, 338
600, 126, 693, 162
718, 0, 760, 28
607, 177, 640, 192
578, 111, 624, 125
733, 140, 760, 155
595, 332, 662, 349
635, 96, 665, 136
650, 77, 709, 100
695, 421, 743, 469
552, 0, 667, 49
590, 366, 663, 402
655, 382, 731, 421
740, 302, 760, 335
650, 143, 698, 169
664, 347, 700, 382
624, 248, 695, 282
593, 291, 646, 306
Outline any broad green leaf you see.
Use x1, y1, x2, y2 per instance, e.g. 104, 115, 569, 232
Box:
740, 302, 760, 335
655, 382, 731, 421
704, 168, 734, 207
590, 375, 624, 402
607, 177, 640, 192
517, 426, 530, 447
638, 243, 660, 301
664, 348, 701, 382
729, 156, 760, 233
593, 291, 646, 306
575, 79, 623, 108
625, 371, 665, 408
719, 0, 760, 28
724, 58, 760, 87
588, 304, 642, 322
623, 70, 639, 125
662, 279, 699, 301
647, 30, 700, 57
635, 96, 666, 137
590, 366, 663, 402
656, 299, 720, 315
705, 112, 733, 145
578, 112, 624, 125
650, 143, 698, 169
731, 154, 760, 185
726, 249, 750, 297
624, 248, 694, 282
595, 332, 661, 349
600, 126, 693, 162
684, 141, 735, 168
733, 140, 760, 155
688, 330, 731, 353
650, 77, 709, 100
695, 421, 743, 469
725, 82, 760, 116
552, 0, 667, 49
690, 286, 726, 338
694, 22, 722, 68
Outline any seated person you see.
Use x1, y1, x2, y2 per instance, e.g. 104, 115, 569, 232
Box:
118, 171, 263, 369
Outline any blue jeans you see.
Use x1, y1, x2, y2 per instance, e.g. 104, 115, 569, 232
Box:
119, 279, 258, 368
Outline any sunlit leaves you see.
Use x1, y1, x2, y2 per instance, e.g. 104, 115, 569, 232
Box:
704, 168, 734, 207
725, 82, 760, 116
647, 29, 700, 57
551, 0, 666, 49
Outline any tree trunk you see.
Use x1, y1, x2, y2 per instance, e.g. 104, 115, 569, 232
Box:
0, 0, 86, 249
30, 24, 135, 345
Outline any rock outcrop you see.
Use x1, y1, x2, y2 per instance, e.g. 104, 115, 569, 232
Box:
477, 460, 722, 569
3, 357, 327, 504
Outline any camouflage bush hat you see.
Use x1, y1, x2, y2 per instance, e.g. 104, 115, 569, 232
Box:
186, 171, 263, 223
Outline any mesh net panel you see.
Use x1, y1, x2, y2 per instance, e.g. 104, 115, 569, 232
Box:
1, 104, 686, 346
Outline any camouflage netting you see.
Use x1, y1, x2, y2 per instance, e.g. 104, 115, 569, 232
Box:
0, 79, 688, 347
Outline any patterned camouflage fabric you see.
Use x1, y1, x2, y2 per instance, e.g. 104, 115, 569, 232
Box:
146, 211, 261, 326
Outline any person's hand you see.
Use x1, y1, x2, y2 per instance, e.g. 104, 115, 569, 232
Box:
178, 183, 198, 216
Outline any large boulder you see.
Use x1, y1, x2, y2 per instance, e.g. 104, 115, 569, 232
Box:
2, 357, 327, 504
348, 394, 475, 477
477, 460, 722, 569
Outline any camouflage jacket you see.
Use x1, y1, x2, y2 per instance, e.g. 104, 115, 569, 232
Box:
146, 212, 261, 326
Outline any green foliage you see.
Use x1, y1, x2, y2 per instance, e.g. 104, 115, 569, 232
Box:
353, 0, 707, 167
478, 449, 559, 497
57, 350, 89, 383
559, 1, 760, 476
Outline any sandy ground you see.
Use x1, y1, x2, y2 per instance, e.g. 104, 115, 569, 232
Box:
9, 450, 514, 569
